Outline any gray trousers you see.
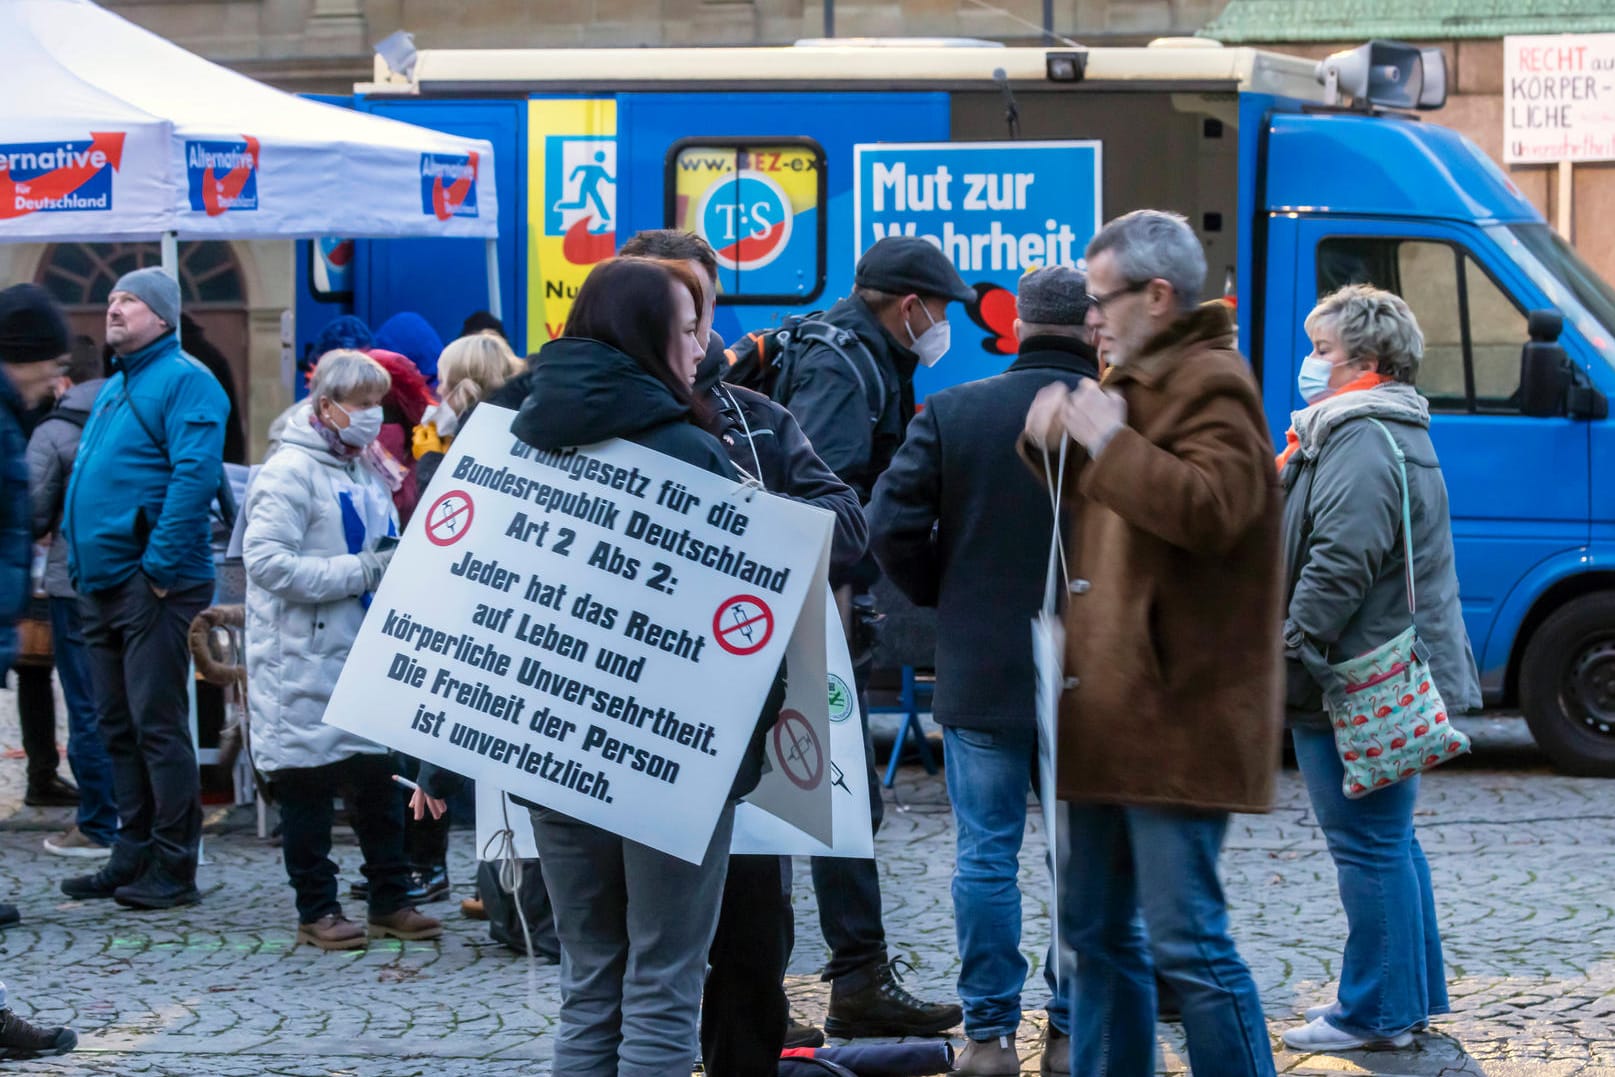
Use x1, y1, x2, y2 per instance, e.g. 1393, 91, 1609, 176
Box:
531, 801, 735, 1077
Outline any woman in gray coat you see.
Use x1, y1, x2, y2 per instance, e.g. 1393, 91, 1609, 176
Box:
244, 350, 441, 950
1278, 285, 1482, 1053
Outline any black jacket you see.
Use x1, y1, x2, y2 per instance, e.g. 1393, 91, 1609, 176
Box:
422, 338, 779, 804
696, 342, 868, 575
771, 294, 918, 504
867, 334, 1098, 732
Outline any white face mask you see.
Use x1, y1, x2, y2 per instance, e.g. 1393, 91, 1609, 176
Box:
336, 404, 384, 448
1297, 353, 1334, 404
906, 302, 951, 368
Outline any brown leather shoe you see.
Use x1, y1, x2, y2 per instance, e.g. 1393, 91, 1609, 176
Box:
460, 896, 486, 920
368, 906, 444, 940
295, 914, 366, 951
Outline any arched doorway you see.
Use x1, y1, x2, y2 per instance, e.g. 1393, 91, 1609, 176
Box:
35, 240, 249, 460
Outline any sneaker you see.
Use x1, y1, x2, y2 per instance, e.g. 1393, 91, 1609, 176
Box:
949, 1033, 1020, 1075
23, 775, 79, 808
824, 958, 962, 1039
0, 1008, 76, 1060
1302, 1004, 1428, 1033
62, 857, 145, 901
460, 896, 487, 920
1281, 1016, 1413, 1052
0, 903, 17, 929
295, 913, 367, 951
1041, 1026, 1070, 1075
43, 827, 112, 859
113, 864, 201, 910
784, 1020, 825, 1049
368, 906, 444, 941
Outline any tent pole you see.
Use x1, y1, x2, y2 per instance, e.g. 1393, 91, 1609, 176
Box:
485, 237, 502, 320
160, 231, 179, 278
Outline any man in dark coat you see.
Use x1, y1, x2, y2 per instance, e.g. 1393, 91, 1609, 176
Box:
766, 236, 971, 1040
1023, 210, 1281, 1077
0, 283, 80, 1061
867, 267, 1096, 1076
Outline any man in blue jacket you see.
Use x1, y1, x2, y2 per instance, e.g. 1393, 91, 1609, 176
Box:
60, 267, 229, 911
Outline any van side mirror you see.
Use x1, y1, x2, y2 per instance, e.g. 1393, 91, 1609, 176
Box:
1520, 310, 1571, 417
1519, 309, 1609, 419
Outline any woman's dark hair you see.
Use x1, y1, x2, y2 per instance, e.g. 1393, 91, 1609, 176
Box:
564, 258, 714, 430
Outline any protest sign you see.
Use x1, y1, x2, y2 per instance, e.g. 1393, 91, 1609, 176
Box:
1504, 34, 1615, 163
733, 586, 873, 859
324, 405, 832, 864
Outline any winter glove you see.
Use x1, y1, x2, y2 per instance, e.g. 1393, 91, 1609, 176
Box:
412, 421, 446, 460
358, 545, 395, 593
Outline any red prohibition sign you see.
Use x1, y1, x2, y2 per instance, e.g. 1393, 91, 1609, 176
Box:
425, 489, 476, 547
712, 594, 774, 656
773, 709, 824, 791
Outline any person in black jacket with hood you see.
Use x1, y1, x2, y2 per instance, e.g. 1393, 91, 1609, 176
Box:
622, 230, 868, 1074
868, 266, 1097, 1076
416, 257, 781, 1077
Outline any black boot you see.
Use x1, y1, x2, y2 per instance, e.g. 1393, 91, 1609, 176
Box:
784, 1020, 825, 1048
113, 863, 200, 910
824, 958, 962, 1039
62, 853, 147, 901
0, 904, 17, 929
23, 774, 79, 808
0, 1009, 76, 1060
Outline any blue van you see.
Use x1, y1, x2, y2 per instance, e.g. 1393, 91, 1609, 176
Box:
306, 39, 1615, 774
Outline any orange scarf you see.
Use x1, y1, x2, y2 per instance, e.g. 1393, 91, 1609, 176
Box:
1275, 372, 1394, 472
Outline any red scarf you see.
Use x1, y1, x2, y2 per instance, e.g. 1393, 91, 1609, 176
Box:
1275, 372, 1393, 472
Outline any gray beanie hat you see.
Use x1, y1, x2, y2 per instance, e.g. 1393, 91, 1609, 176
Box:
111, 267, 181, 330
1016, 265, 1088, 325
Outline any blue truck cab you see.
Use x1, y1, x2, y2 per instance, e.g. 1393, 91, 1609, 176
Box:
317, 39, 1615, 773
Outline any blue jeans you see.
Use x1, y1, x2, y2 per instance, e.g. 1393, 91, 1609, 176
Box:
1061, 803, 1275, 1077
943, 725, 1068, 1039
50, 597, 117, 846
1291, 725, 1450, 1038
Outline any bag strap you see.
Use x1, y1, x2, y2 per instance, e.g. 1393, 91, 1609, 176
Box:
787, 321, 888, 424
1040, 440, 1070, 617
1363, 418, 1416, 617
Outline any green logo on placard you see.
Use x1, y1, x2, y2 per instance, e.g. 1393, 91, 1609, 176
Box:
827, 674, 854, 723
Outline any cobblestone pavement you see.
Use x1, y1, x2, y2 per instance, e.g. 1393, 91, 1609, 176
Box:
1, 697, 1612, 1076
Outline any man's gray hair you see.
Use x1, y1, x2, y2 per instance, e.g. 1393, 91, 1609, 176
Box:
310, 349, 391, 404
1085, 210, 1206, 313
1304, 284, 1424, 385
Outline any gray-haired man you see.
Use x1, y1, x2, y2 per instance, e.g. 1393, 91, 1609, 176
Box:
868, 266, 1098, 1075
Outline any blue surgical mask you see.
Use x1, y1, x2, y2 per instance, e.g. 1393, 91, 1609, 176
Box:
1297, 353, 1333, 404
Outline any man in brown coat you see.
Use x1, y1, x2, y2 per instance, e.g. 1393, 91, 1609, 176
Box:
1024, 209, 1282, 1077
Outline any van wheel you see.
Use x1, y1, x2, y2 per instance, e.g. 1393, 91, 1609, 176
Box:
1520, 593, 1615, 777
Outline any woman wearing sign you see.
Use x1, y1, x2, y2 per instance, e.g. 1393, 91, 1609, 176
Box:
414, 258, 783, 1077
244, 349, 443, 951
1278, 285, 1479, 1052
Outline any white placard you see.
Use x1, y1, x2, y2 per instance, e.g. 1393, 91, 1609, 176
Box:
1504, 34, 1615, 163
732, 588, 874, 859
324, 406, 831, 864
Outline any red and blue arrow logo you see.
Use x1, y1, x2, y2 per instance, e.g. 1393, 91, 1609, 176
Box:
0, 132, 124, 219
420, 151, 478, 221
186, 136, 260, 216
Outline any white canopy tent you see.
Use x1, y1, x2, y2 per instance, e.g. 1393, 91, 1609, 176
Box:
0, 0, 502, 314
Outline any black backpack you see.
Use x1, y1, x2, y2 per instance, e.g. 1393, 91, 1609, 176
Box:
723, 313, 888, 425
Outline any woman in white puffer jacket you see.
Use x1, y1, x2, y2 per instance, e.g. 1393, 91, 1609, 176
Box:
244, 349, 441, 951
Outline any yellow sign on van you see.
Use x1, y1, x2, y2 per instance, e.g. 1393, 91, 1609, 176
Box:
528, 99, 618, 350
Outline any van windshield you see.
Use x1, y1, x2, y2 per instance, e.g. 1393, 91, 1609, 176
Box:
1491, 223, 1615, 363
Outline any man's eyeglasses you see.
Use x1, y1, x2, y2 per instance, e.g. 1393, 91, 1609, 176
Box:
1085, 279, 1152, 312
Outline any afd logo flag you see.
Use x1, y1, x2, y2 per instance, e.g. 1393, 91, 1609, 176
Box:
420, 151, 479, 221
186, 137, 259, 216
0, 133, 125, 219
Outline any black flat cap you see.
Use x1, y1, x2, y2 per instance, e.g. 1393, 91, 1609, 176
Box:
855, 237, 974, 305
0, 284, 69, 366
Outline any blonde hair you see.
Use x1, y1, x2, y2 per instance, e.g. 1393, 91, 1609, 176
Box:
438, 332, 523, 416
1304, 283, 1424, 385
